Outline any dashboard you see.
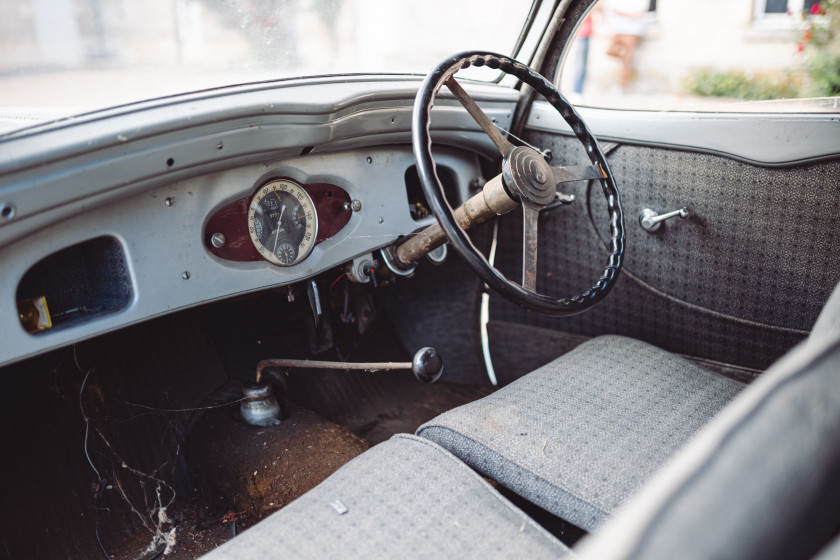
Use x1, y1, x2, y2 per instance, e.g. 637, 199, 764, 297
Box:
0, 144, 486, 368
0, 77, 518, 368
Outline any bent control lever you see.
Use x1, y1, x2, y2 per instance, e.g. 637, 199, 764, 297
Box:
255, 347, 444, 384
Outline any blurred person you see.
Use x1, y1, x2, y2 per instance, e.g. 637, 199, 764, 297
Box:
316, 0, 340, 36
573, 12, 595, 95
606, 0, 648, 92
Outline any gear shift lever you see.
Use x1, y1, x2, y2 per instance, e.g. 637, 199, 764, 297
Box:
255, 347, 444, 384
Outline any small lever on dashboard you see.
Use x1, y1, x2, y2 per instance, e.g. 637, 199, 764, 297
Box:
255, 347, 444, 384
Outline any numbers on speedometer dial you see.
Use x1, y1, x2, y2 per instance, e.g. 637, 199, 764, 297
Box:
247, 179, 318, 266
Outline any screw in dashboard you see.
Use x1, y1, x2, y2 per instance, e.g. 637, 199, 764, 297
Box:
351, 200, 362, 212
211, 232, 226, 248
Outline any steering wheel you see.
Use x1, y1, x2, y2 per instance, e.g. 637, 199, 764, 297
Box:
411, 51, 625, 317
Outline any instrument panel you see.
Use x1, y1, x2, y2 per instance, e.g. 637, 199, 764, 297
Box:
205, 178, 352, 265
248, 179, 318, 266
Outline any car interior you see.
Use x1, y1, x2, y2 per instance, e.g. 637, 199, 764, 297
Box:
1, 0, 839, 558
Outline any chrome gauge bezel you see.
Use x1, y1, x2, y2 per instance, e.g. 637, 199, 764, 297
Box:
247, 179, 319, 267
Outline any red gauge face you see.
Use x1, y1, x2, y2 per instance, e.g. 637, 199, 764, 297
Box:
248, 179, 318, 266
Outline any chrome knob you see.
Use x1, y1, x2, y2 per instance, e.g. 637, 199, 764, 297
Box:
639, 207, 689, 232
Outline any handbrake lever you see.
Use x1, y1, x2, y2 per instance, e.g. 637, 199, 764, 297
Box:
255, 347, 444, 384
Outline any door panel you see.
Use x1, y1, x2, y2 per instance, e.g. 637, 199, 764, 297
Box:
490, 131, 840, 372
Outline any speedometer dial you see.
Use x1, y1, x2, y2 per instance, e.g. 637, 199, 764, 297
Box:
248, 179, 318, 266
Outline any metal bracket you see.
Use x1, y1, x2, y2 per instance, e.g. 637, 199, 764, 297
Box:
380, 246, 415, 277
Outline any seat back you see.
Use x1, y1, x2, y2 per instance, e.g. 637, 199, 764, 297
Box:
811, 280, 840, 342
576, 282, 840, 560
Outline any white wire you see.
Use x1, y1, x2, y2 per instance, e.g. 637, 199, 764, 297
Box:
79, 367, 101, 480
480, 221, 500, 386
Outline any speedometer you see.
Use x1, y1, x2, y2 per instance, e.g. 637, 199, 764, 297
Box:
247, 179, 318, 266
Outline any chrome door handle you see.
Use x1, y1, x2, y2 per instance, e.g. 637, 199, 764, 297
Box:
639, 207, 689, 232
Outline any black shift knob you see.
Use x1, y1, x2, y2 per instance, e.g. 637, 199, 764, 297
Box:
412, 347, 444, 384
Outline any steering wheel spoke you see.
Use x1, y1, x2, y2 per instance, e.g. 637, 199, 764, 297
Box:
521, 203, 540, 292
445, 77, 514, 157
551, 164, 607, 185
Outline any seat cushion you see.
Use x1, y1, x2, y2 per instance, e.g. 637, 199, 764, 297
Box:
417, 335, 746, 531
201, 434, 569, 560
577, 323, 840, 560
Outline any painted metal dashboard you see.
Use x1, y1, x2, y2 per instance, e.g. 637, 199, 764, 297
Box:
0, 77, 514, 368
0, 145, 484, 368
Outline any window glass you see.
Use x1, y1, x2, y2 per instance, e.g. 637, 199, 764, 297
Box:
758, 0, 819, 15
0, 0, 534, 112
558, 0, 839, 112
766, 0, 789, 13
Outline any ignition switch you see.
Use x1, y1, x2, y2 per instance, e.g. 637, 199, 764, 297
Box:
346, 254, 377, 284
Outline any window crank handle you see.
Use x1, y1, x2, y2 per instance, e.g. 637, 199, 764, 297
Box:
639, 207, 689, 232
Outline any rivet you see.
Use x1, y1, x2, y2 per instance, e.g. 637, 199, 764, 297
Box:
182, 271, 191, 280
351, 200, 362, 212
165, 197, 174, 207
0, 203, 16, 220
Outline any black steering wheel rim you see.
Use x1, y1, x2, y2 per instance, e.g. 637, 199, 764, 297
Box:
412, 51, 625, 317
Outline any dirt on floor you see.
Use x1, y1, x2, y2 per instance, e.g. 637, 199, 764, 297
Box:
188, 401, 370, 528
108, 401, 369, 559
108, 498, 234, 560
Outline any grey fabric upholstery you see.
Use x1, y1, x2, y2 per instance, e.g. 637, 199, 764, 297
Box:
577, 314, 840, 560
811, 278, 840, 340
202, 434, 569, 560
417, 335, 746, 531
494, 135, 840, 371
812, 534, 840, 560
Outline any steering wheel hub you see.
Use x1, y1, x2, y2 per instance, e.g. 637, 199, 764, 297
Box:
503, 146, 556, 207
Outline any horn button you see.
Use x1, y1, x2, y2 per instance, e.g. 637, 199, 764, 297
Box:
502, 146, 556, 207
